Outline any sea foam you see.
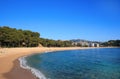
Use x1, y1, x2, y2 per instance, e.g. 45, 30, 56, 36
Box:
19, 56, 47, 79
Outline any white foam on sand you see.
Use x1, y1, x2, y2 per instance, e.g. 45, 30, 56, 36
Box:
19, 56, 47, 79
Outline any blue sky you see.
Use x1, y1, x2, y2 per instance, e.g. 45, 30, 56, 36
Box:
0, 0, 120, 41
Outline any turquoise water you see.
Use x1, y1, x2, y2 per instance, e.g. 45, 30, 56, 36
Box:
25, 48, 120, 79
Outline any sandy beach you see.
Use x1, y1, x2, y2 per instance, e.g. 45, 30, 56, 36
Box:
0, 47, 102, 79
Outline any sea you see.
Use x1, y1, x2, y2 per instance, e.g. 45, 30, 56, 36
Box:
19, 48, 120, 79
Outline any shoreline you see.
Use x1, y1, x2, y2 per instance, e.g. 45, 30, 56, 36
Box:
4, 59, 37, 79
0, 47, 117, 79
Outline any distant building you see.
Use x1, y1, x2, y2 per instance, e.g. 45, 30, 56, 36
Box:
89, 43, 100, 47
89, 43, 99, 47
94, 43, 99, 47
22, 42, 26, 46
72, 42, 78, 46
89, 43, 95, 47
78, 41, 89, 47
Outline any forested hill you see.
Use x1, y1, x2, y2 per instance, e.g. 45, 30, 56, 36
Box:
101, 40, 120, 47
0, 26, 73, 47
0, 26, 40, 47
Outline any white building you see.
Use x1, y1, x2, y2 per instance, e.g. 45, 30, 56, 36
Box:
89, 43, 95, 47
94, 43, 99, 47
89, 43, 99, 47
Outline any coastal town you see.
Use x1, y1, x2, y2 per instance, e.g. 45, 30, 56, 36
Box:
71, 39, 100, 47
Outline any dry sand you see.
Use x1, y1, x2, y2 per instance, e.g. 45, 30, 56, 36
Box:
0, 47, 98, 79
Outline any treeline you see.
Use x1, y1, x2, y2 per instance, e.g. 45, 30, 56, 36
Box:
0, 26, 73, 47
0, 26, 40, 47
101, 40, 120, 47
39, 38, 73, 47
1, 26, 119, 47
